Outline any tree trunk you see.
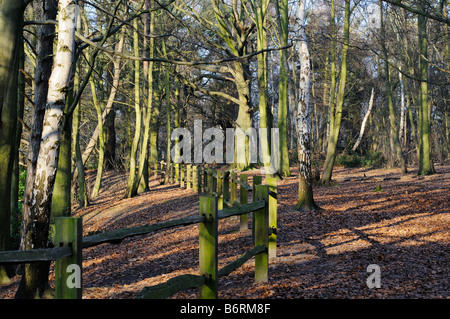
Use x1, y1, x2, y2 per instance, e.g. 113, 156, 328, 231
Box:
352, 88, 375, 152
90, 30, 125, 197
294, 0, 320, 211
398, 65, 406, 147
89, 56, 105, 199
103, 103, 116, 170
275, 0, 290, 177
417, 7, 434, 175
125, 18, 142, 197
326, 0, 337, 153
0, 0, 25, 284
18, 0, 57, 296
11, 39, 25, 249
321, 0, 350, 184
72, 65, 89, 207
17, 0, 77, 299
164, 64, 171, 183
50, 76, 74, 221
379, 0, 407, 174
251, 0, 272, 171
137, 3, 154, 194
233, 60, 253, 171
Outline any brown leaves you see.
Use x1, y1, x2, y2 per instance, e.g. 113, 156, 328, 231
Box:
1, 165, 448, 299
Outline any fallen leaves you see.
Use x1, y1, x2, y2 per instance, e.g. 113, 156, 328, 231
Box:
1, 165, 449, 299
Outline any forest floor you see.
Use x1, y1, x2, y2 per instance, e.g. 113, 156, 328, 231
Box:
1, 164, 449, 299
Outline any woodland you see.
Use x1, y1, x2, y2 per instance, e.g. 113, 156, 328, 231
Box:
0, 0, 449, 299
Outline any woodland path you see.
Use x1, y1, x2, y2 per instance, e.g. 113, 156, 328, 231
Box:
1, 165, 449, 299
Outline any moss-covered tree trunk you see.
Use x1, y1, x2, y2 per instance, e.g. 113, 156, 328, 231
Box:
72, 65, 89, 207
276, 0, 290, 177
321, 0, 350, 184
379, 0, 407, 174
251, 0, 272, 172
50, 78, 74, 221
137, 2, 154, 194
163, 66, 171, 184
11, 38, 25, 249
0, 0, 25, 284
417, 7, 434, 175
89, 58, 106, 199
233, 60, 253, 170
325, 0, 337, 157
125, 19, 142, 197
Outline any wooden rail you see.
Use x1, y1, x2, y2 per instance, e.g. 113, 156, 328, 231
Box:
137, 183, 273, 299
0, 164, 277, 300
0, 217, 82, 299
82, 215, 206, 248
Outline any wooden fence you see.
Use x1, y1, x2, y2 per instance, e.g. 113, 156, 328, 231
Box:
0, 164, 277, 299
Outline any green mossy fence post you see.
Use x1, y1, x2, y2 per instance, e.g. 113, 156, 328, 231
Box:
254, 185, 269, 283
239, 174, 248, 231
54, 217, 82, 299
180, 164, 185, 188
175, 163, 180, 184
217, 170, 223, 210
267, 177, 277, 258
186, 164, 191, 189
199, 196, 218, 299
252, 176, 262, 244
169, 163, 174, 183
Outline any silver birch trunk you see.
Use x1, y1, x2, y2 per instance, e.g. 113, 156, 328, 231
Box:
398, 66, 406, 146
294, 0, 319, 210
352, 87, 375, 152
17, 0, 77, 298
29, 0, 77, 246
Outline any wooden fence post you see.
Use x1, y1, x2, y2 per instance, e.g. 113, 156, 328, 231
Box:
239, 174, 248, 231
175, 163, 179, 184
223, 171, 230, 208
252, 176, 262, 244
230, 172, 237, 205
267, 177, 278, 259
217, 170, 223, 210
54, 217, 83, 299
253, 185, 269, 283
199, 196, 218, 299
186, 164, 192, 189
180, 164, 185, 188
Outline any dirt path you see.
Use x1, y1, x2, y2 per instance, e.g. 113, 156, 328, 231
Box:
1, 165, 449, 299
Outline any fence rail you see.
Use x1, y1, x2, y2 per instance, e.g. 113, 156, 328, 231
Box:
0, 247, 72, 264
0, 164, 277, 300
82, 215, 206, 248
